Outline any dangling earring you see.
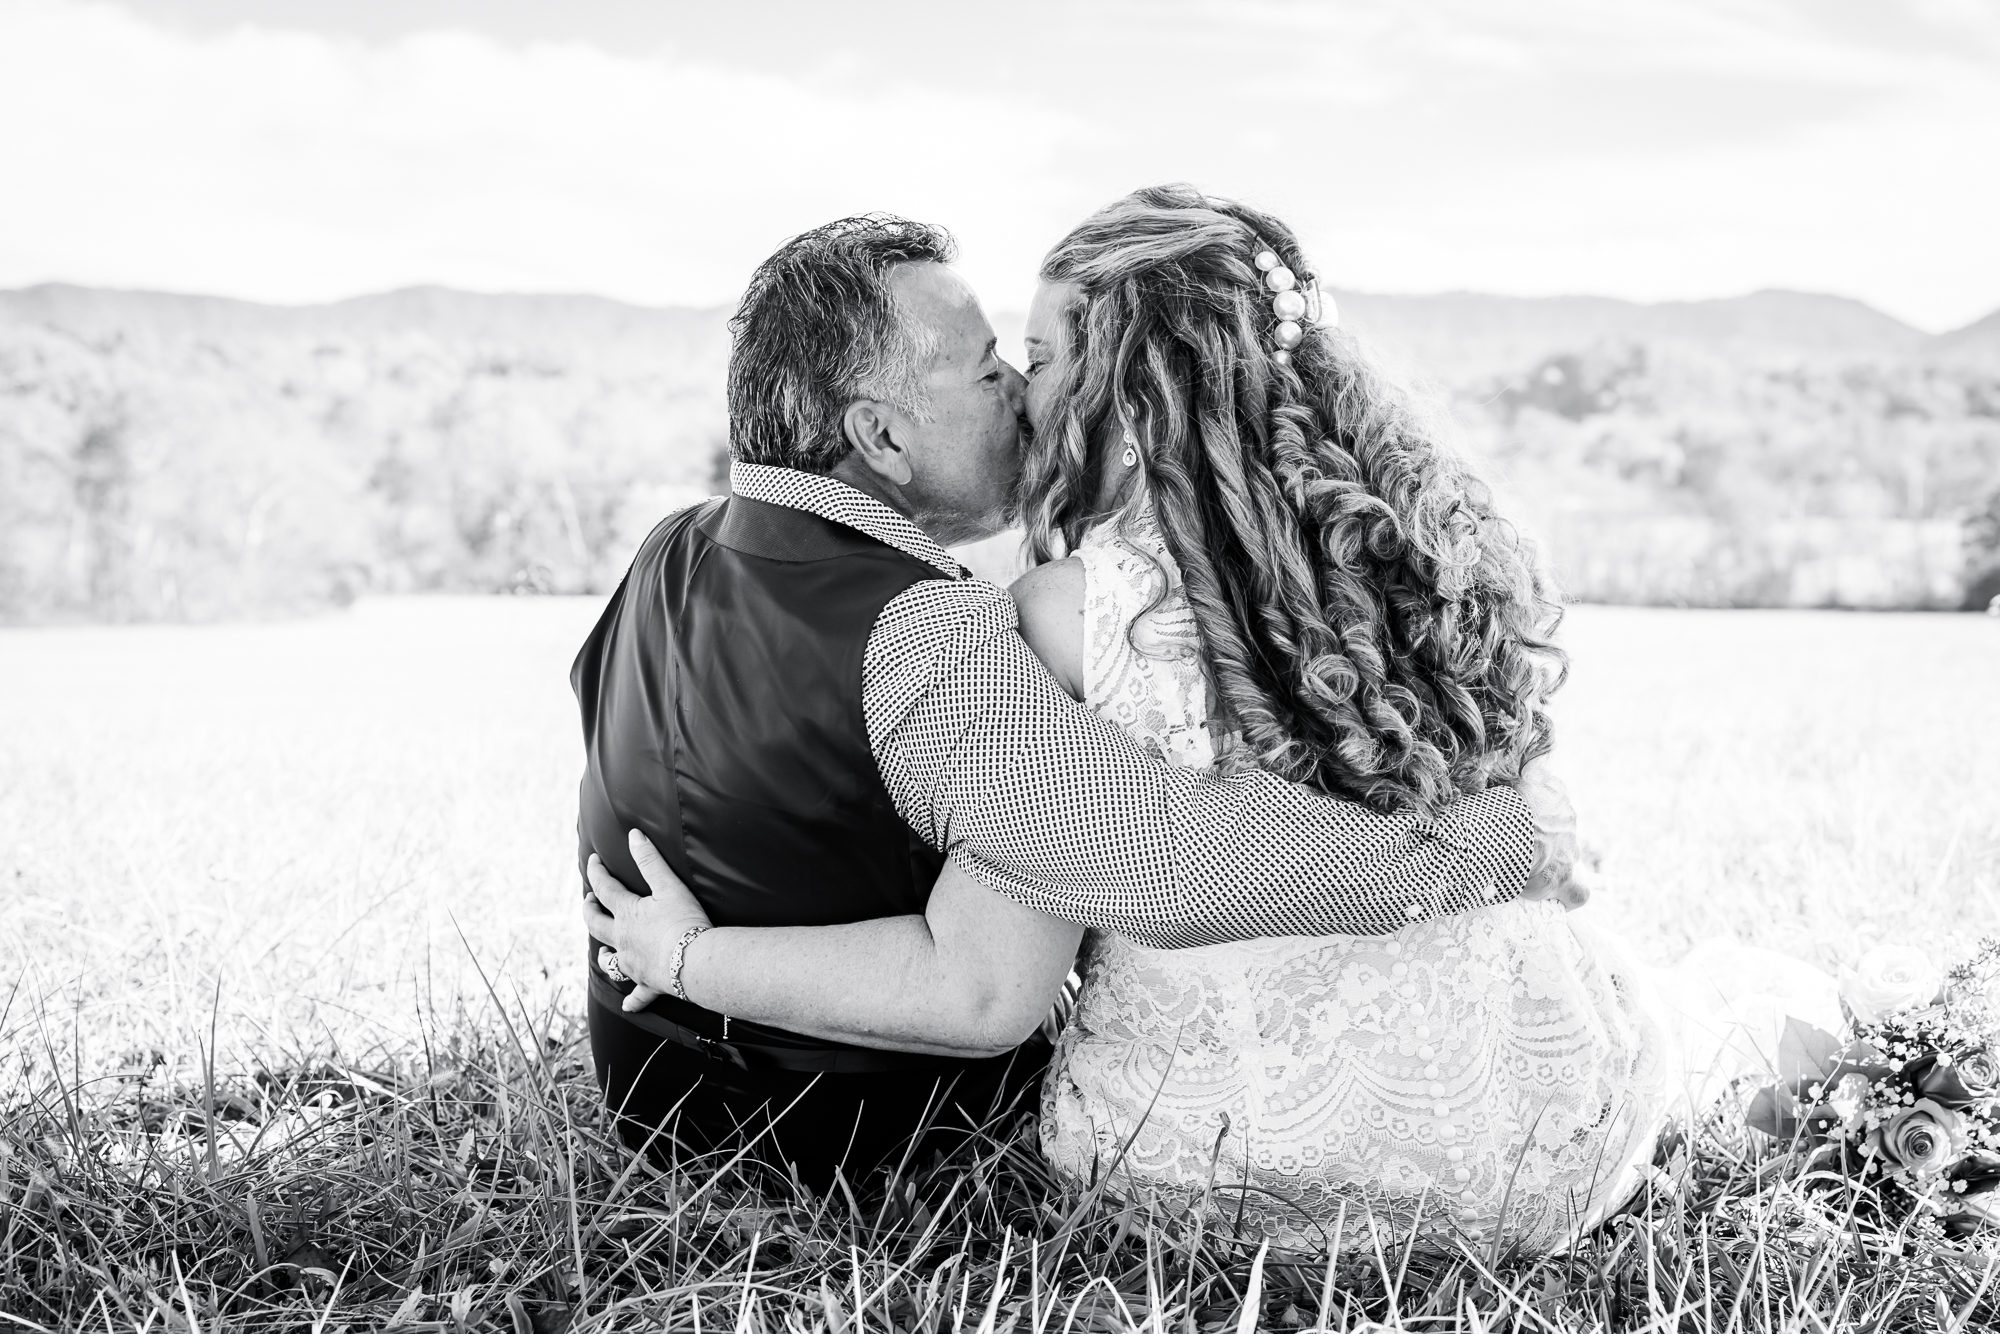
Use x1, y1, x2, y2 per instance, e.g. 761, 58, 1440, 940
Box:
1121, 429, 1138, 468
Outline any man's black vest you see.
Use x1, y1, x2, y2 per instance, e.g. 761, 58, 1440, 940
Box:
571, 494, 949, 1049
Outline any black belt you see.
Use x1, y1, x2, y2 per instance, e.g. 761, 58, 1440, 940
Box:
588, 972, 976, 1075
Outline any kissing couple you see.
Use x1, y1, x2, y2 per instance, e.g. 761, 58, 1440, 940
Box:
572, 185, 1821, 1255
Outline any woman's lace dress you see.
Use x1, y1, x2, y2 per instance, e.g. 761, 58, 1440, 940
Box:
1038, 508, 1687, 1254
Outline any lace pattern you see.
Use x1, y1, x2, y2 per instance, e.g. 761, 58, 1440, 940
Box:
1040, 508, 1676, 1254
1073, 514, 1246, 776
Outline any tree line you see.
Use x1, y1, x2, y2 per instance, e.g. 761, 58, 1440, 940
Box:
1, 313, 1995, 622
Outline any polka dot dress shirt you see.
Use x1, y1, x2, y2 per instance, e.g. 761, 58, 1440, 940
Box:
729, 462, 1540, 948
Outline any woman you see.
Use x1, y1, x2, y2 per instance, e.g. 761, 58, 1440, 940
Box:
586, 186, 1727, 1253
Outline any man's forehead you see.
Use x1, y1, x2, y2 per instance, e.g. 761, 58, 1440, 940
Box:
888, 260, 973, 309
890, 262, 992, 360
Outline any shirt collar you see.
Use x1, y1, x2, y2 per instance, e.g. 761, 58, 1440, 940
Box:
729, 461, 968, 579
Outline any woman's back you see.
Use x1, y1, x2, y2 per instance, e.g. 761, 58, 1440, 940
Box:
1035, 506, 1675, 1254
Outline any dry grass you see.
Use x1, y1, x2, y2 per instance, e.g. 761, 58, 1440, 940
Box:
2, 598, 1997, 1331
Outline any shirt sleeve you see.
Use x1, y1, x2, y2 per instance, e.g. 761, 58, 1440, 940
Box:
864, 578, 1540, 948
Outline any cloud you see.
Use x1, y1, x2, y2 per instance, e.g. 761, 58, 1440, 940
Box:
0, 0, 1993, 331
1072, 0, 2000, 329
0, 0, 1079, 306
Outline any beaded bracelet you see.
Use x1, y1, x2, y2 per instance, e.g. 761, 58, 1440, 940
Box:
669, 923, 710, 1002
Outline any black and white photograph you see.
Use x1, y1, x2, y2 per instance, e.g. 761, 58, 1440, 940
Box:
2, 2, 1997, 1329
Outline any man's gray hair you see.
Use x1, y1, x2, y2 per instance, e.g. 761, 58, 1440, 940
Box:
853, 292, 940, 424
727, 215, 956, 474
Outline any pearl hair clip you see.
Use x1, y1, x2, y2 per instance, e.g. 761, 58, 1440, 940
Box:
1252, 245, 1336, 366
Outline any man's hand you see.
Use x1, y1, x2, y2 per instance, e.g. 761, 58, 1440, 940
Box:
1515, 757, 1588, 911
581, 829, 713, 1010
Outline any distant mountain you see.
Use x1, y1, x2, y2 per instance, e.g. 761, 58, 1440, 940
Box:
1323, 288, 1934, 383
0, 283, 287, 336
0, 281, 1963, 387
1306, 291, 1622, 383
325, 286, 729, 345
1639, 289, 1928, 353
1934, 307, 2000, 366
0, 283, 731, 370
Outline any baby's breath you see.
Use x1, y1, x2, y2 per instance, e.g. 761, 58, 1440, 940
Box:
1747, 940, 2000, 1253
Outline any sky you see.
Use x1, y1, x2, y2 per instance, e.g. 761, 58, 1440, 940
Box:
1, 0, 1996, 331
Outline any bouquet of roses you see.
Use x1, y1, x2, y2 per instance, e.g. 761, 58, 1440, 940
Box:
1746, 937, 2000, 1239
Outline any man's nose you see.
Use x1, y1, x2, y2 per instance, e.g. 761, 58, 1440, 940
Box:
1001, 361, 1027, 409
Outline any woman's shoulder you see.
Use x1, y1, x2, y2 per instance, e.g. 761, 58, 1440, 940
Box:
1008, 557, 1086, 701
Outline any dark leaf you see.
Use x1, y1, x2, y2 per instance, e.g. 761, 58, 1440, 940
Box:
1776, 1017, 1845, 1087
1747, 1084, 1802, 1140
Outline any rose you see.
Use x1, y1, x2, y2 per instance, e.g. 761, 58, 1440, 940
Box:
1841, 945, 1944, 1024
1867, 1098, 1967, 1175
1915, 1050, 2000, 1108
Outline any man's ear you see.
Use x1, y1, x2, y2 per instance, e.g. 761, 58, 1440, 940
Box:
841, 399, 913, 487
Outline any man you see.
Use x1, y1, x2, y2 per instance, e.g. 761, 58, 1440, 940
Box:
572, 216, 1574, 1188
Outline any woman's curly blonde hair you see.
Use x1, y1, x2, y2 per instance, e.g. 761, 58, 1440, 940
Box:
1023, 184, 1567, 815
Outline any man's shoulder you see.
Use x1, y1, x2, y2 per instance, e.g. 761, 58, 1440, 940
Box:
873, 575, 1018, 640
862, 576, 1028, 727
631, 495, 726, 561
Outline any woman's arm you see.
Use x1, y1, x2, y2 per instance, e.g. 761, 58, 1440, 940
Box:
1008, 557, 1085, 701
585, 832, 1082, 1059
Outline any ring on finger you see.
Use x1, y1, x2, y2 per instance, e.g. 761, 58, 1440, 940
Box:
598, 949, 629, 983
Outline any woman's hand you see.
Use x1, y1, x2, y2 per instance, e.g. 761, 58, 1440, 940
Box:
1516, 757, 1588, 910
581, 829, 713, 1012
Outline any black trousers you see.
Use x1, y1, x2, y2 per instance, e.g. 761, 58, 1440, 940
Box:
587, 993, 1050, 1192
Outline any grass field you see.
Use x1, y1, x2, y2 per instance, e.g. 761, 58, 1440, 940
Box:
2, 598, 1997, 1331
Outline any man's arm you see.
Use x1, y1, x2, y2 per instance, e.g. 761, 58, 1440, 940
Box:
866, 579, 1545, 948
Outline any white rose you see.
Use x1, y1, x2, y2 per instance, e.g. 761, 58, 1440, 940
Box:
1868, 1099, 1965, 1175
1841, 945, 1944, 1024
